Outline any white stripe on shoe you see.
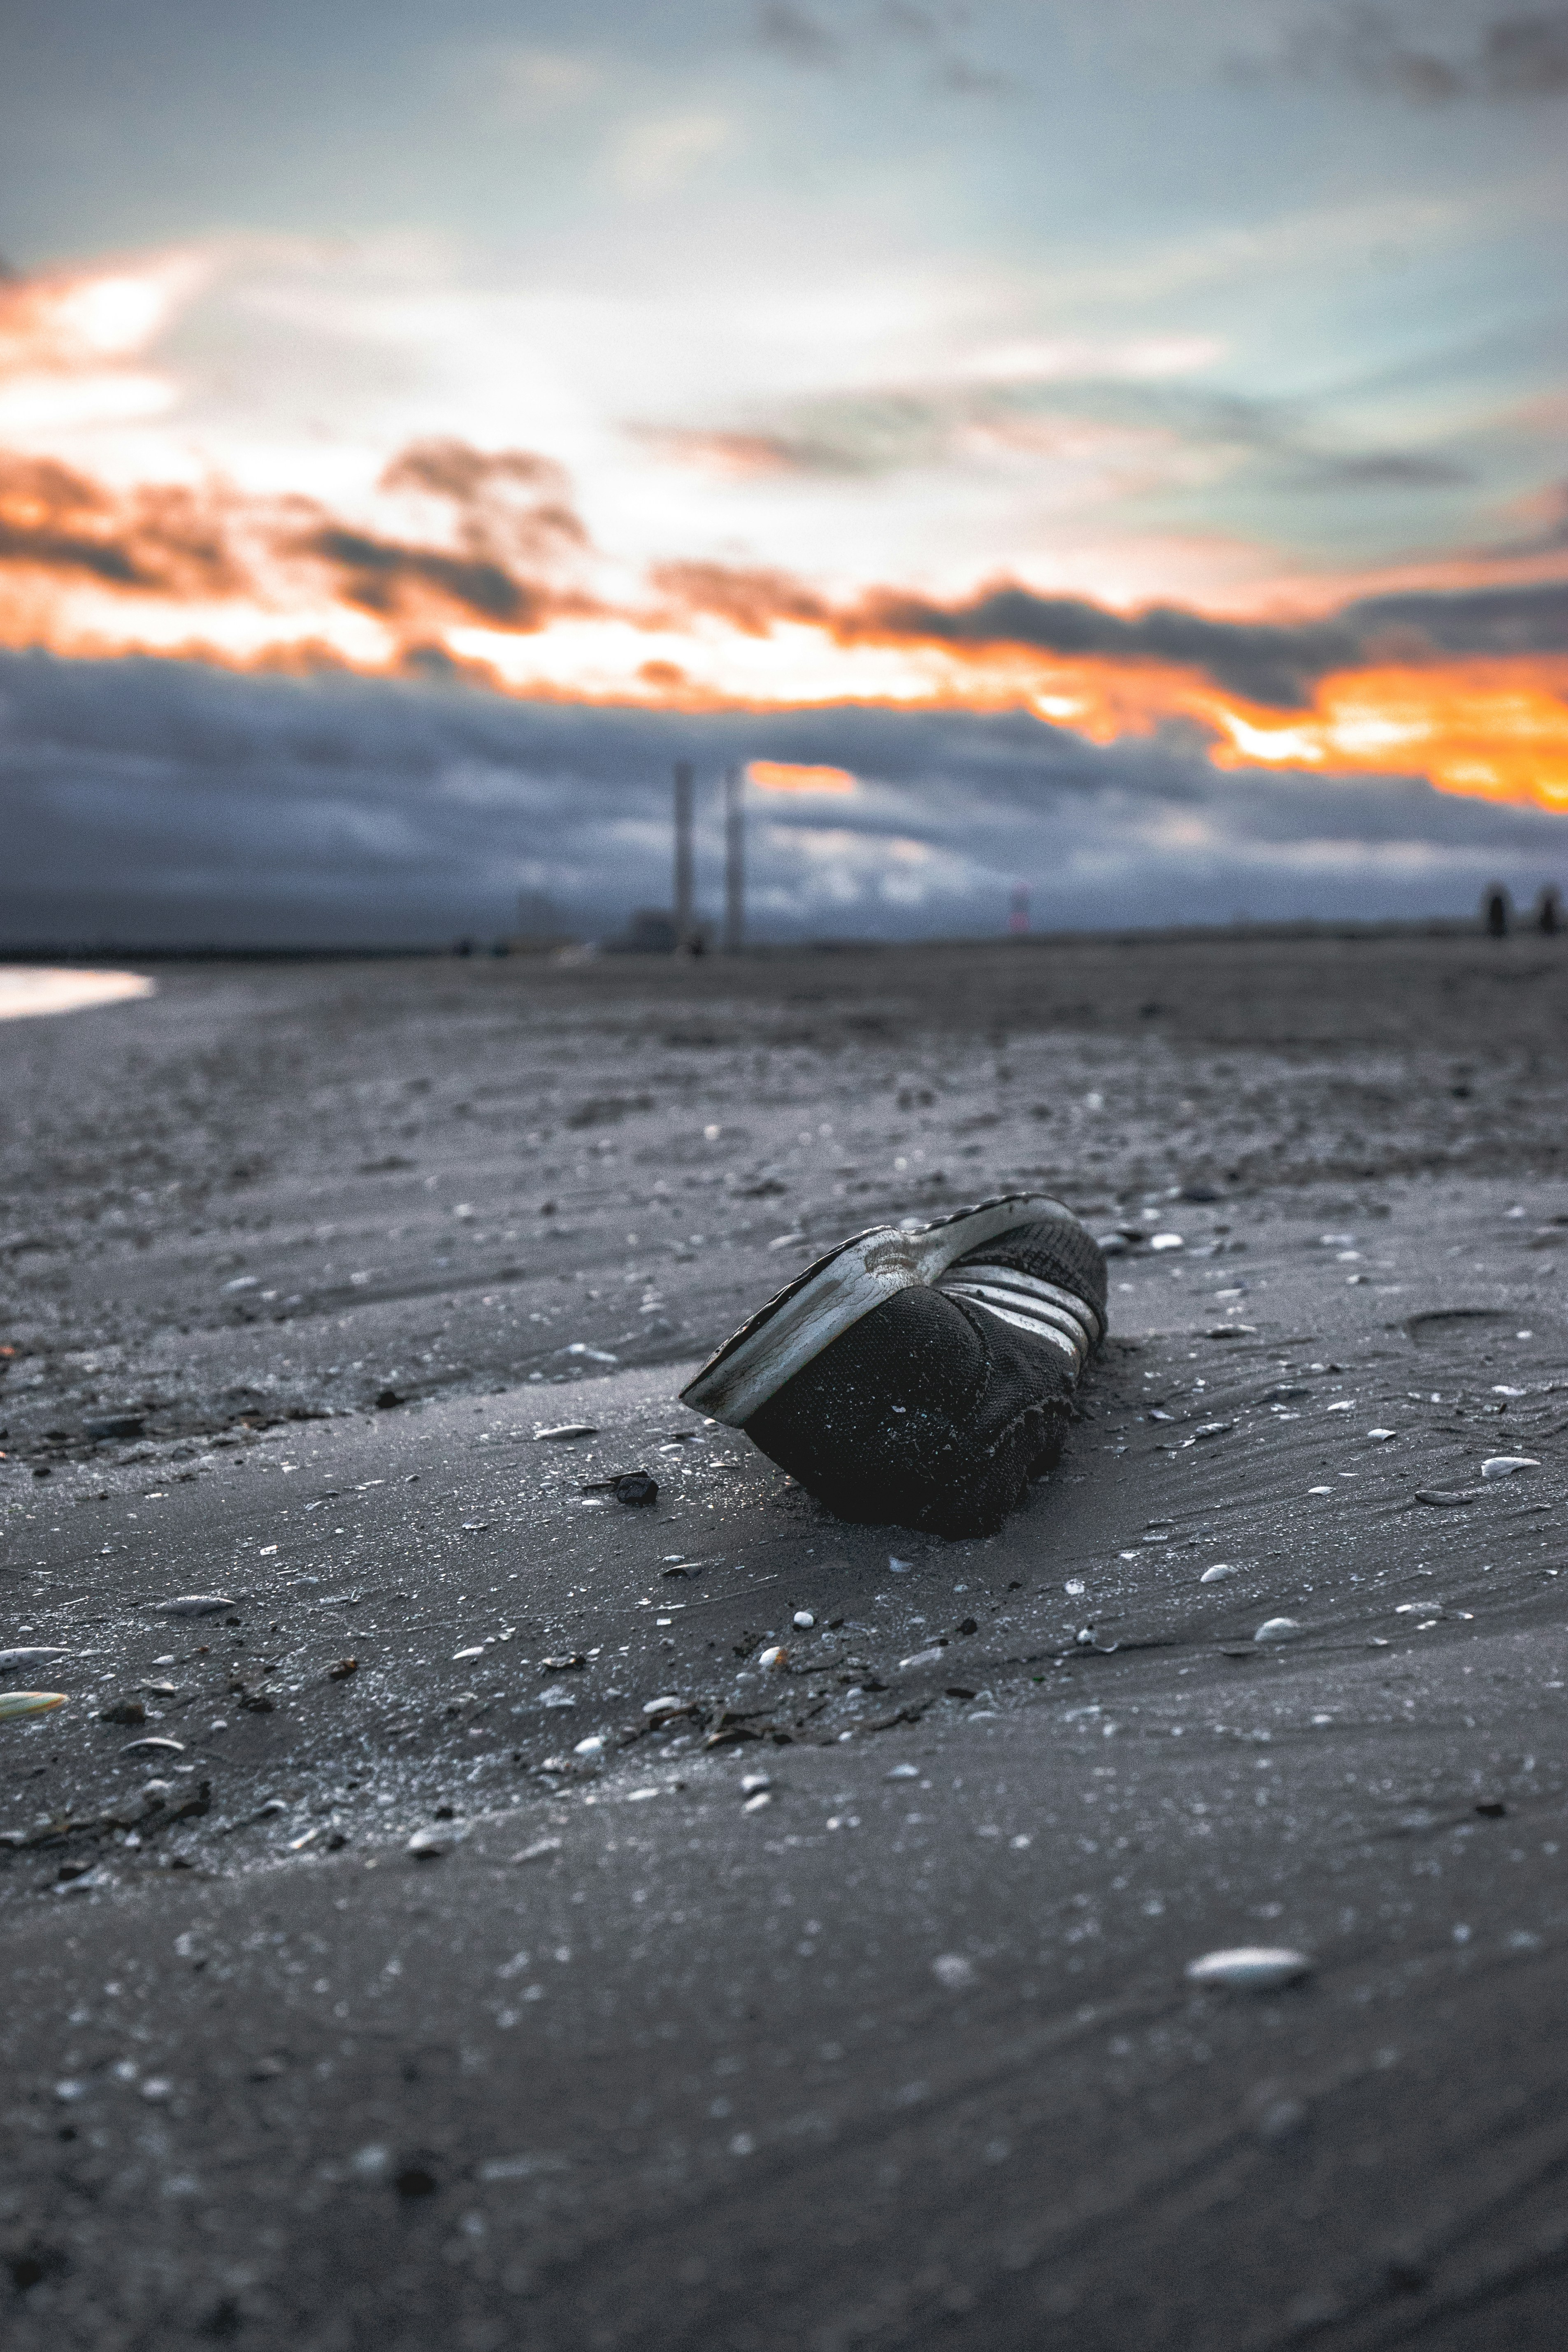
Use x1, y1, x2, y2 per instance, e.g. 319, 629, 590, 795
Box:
937, 1270, 1099, 1369
937, 1265, 1103, 1342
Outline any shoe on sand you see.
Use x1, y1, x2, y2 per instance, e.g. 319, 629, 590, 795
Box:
681, 1194, 1106, 1536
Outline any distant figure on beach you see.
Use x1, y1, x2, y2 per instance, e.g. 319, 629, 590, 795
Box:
1482, 885, 1510, 938
1537, 884, 1562, 936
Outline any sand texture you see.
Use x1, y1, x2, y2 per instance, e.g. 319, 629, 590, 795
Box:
2, 931, 1567, 2349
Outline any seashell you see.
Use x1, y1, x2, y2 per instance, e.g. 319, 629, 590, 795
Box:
0, 1691, 66, 1721
156, 1596, 235, 1616
641, 1693, 688, 1718
1187, 1946, 1310, 1992
1200, 1563, 1236, 1583
1481, 1456, 1540, 1480
756, 1646, 788, 1672
1254, 1617, 1301, 1644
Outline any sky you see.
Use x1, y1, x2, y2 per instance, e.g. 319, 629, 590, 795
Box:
1, 0, 1565, 941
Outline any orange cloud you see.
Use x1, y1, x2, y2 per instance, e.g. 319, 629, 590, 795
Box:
0, 414, 1564, 820
748, 760, 857, 793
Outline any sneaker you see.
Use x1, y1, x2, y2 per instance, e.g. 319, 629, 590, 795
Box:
681, 1194, 1106, 1536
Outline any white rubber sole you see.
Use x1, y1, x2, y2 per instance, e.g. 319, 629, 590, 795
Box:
681, 1194, 1099, 1427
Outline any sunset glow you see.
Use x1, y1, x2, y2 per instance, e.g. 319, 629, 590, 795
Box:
4, 3, 1565, 941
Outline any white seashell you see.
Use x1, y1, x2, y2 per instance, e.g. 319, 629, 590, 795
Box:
792, 1610, 815, 1629
899, 1648, 946, 1671
1254, 1617, 1301, 1644
572, 1734, 606, 1756
156, 1596, 235, 1616
743, 1790, 773, 1813
1187, 1946, 1310, 1991
641, 1693, 687, 1715
0, 1691, 66, 1721
756, 1647, 788, 1672
1150, 1233, 1184, 1251
407, 1828, 449, 1859
452, 1646, 484, 1662
1481, 1456, 1540, 1479
1200, 1564, 1236, 1583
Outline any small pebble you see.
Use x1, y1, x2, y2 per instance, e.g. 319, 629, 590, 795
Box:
327, 1658, 358, 1680
757, 1646, 788, 1672
1186, 1947, 1310, 1992
740, 1772, 772, 1793
407, 1828, 448, 1859
642, 1694, 687, 1717
886, 1764, 919, 1780
1254, 1618, 1301, 1645
932, 1954, 977, 1989
792, 1611, 815, 1630
573, 1735, 606, 1757
743, 1791, 773, 1813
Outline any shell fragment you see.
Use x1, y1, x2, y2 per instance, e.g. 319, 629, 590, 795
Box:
1187, 1946, 1310, 1992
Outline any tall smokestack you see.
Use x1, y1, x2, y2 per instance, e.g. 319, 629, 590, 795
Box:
723, 764, 745, 954
673, 761, 694, 949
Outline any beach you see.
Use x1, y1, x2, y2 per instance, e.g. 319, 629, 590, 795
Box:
2, 929, 1566, 2350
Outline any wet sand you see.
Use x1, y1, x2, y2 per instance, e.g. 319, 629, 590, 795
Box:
2, 931, 1566, 2350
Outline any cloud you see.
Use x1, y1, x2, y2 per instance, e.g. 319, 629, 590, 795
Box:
1245, 6, 1568, 103
755, 4, 843, 67
3, 647, 1563, 949
611, 112, 734, 194
0, 432, 596, 640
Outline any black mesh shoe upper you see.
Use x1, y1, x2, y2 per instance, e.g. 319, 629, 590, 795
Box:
742, 1211, 1106, 1537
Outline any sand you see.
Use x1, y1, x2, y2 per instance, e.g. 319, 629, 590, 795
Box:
1, 930, 1566, 2349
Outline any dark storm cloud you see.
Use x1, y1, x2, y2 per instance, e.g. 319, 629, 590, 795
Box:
2, 647, 1563, 950
1248, 5, 1568, 102
647, 565, 1566, 709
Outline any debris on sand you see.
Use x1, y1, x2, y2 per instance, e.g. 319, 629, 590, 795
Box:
1200, 1564, 1237, 1583
121, 1734, 183, 1754
536, 1423, 597, 1441
84, 1413, 145, 1440
578, 1470, 659, 1506
0, 1691, 66, 1721
792, 1610, 815, 1629
156, 1595, 235, 1617
0, 1648, 70, 1673
513, 1837, 564, 1863
1187, 1947, 1310, 1992
407, 1828, 450, 1859
98, 1697, 146, 1726
641, 1694, 690, 1722
327, 1658, 358, 1680
1254, 1618, 1301, 1644
1481, 1455, 1540, 1480
932, 1954, 977, 1990
1415, 1487, 1482, 1506
757, 1646, 788, 1672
